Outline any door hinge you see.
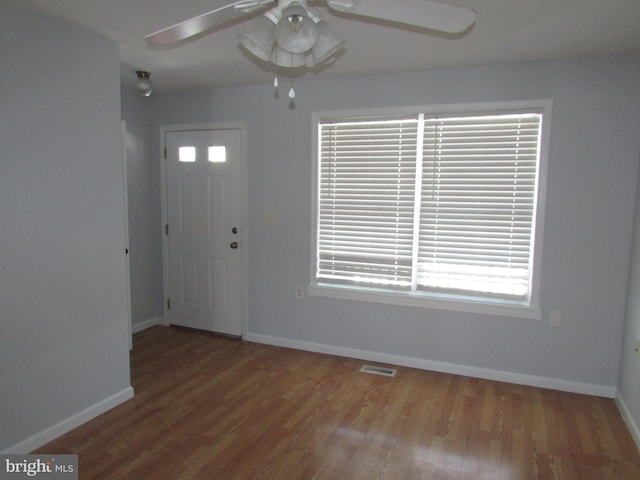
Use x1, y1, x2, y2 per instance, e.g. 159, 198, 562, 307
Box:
167, 298, 171, 310
165, 224, 169, 236
164, 146, 167, 159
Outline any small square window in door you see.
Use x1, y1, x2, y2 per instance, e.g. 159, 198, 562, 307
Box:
208, 146, 226, 163
178, 146, 196, 163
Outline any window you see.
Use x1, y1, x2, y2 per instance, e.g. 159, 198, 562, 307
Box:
178, 146, 196, 163
208, 145, 227, 163
311, 102, 550, 318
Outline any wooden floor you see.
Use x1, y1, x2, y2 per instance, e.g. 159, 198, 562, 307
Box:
37, 326, 640, 479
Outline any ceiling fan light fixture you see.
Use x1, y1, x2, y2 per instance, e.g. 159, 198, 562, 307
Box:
237, 12, 280, 62
274, 3, 318, 54
312, 21, 345, 64
134, 70, 153, 97
271, 45, 306, 68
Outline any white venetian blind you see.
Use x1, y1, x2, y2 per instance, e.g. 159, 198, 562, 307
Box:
317, 117, 419, 288
418, 112, 542, 300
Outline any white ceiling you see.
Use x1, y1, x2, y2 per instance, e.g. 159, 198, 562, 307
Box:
17, 0, 640, 93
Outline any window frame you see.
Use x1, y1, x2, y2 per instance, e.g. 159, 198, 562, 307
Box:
309, 100, 552, 319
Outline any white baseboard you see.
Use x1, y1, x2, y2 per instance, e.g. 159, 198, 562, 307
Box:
2, 387, 134, 454
245, 332, 616, 398
131, 316, 164, 334
615, 391, 640, 452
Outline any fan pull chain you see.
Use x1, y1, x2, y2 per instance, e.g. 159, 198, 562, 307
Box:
273, 58, 279, 95
288, 79, 295, 99
272, 71, 297, 102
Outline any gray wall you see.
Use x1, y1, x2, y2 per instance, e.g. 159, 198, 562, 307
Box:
618, 160, 640, 446
151, 54, 640, 392
0, 1, 131, 451
120, 69, 164, 328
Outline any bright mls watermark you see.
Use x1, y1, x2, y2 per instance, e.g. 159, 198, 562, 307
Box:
1, 455, 77, 479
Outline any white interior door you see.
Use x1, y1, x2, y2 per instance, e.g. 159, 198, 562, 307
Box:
165, 128, 242, 336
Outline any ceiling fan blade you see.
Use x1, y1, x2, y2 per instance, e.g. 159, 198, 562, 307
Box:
325, 0, 476, 34
145, 0, 275, 45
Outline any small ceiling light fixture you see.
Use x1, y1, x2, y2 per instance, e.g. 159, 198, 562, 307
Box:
134, 70, 153, 97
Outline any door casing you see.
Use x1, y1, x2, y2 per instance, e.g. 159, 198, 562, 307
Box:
160, 122, 248, 337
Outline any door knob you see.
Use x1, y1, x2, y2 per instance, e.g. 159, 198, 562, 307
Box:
230, 241, 238, 249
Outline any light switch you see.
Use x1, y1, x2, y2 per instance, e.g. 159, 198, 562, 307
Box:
262, 209, 280, 224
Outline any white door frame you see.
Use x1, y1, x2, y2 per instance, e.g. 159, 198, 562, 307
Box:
121, 120, 133, 350
160, 122, 248, 338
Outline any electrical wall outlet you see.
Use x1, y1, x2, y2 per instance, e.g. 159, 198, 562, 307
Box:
295, 287, 304, 299
635, 339, 640, 358
548, 310, 561, 327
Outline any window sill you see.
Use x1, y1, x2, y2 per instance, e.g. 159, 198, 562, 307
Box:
308, 283, 542, 320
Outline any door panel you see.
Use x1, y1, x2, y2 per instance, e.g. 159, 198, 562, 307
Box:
180, 177, 197, 236
210, 259, 227, 308
165, 129, 242, 335
209, 177, 227, 238
181, 255, 198, 304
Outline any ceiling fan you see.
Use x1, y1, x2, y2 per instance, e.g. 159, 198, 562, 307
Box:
146, 0, 476, 93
